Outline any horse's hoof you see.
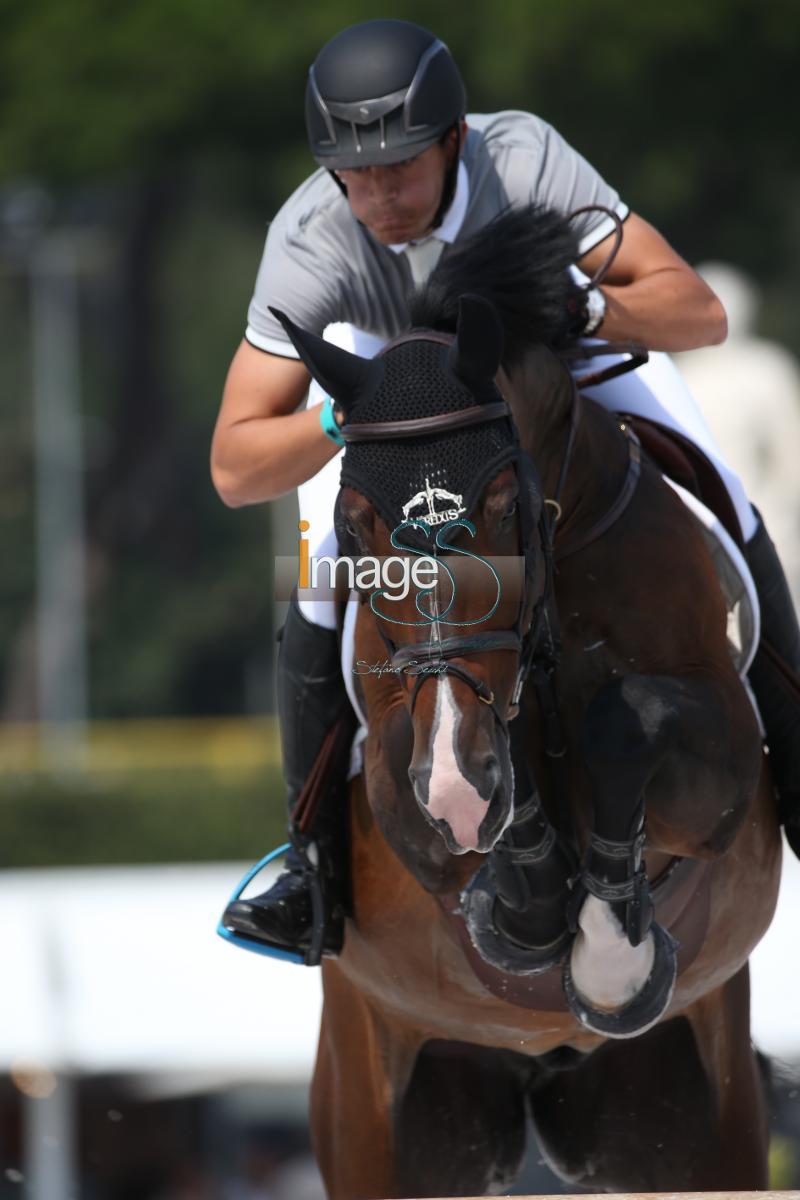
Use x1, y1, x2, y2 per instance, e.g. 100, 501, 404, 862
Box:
562, 921, 678, 1039
460, 863, 572, 976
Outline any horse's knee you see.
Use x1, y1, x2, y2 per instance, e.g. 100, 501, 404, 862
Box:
583, 673, 755, 854
584, 676, 679, 775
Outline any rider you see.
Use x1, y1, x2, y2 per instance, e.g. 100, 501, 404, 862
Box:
214, 18, 800, 960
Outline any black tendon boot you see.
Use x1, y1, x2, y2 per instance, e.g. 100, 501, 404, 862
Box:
222, 599, 356, 962
461, 694, 576, 974
746, 511, 800, 859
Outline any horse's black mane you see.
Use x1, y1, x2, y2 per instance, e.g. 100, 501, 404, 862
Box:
409, 204, 583, 366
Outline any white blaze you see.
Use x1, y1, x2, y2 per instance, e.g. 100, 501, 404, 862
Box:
569, 895, 655, 1011
426, 675, 490, 852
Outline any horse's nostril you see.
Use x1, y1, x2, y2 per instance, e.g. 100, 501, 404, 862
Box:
482, 754, 501, 792
408, 766, 418, 790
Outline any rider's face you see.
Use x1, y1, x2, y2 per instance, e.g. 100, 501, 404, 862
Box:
336, 129, 459, 245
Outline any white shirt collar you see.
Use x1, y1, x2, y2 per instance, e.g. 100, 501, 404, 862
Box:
388, 160, 469, 254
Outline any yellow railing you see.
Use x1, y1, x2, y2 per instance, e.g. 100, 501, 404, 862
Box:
0, 717, 282, 775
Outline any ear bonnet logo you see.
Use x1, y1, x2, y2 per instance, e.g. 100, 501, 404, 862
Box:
401, 475, 466, 526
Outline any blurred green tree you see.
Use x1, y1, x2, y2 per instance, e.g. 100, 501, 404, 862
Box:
1, 0, 798, 723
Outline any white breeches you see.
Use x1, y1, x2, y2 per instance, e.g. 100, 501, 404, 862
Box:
297, 323, 756, 629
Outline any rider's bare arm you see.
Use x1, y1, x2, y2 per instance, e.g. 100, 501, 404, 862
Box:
211, 339, 341, 507
578, 212, 727, 353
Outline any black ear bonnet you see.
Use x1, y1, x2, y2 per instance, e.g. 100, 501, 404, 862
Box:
345, 339, 521, 545
269, 299, 543, 552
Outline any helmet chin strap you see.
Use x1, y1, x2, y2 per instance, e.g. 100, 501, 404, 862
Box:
328, 169, 348, 198
430, 121, 462, 232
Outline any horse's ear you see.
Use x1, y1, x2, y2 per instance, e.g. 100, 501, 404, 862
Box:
448, 294, 505, 396
268, 307, 381, 413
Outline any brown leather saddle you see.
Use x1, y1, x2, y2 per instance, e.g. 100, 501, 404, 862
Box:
625, 413, 744, 549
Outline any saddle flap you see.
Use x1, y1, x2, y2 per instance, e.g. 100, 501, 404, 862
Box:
624, 414, 744, 550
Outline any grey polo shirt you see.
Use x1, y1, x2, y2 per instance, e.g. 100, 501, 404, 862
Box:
245, 110, 629, 359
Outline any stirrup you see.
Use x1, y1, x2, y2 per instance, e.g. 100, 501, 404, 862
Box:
217, 844, 311, 966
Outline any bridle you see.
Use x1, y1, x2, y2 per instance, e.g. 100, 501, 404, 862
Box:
340, 330, 559, 741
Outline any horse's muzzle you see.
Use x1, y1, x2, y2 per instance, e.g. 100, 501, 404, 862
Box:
409, 756, 513, 855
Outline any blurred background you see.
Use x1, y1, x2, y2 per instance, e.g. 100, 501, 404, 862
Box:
1, 0, 799, 1195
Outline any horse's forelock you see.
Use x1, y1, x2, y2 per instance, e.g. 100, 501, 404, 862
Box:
408, 204, 582, 366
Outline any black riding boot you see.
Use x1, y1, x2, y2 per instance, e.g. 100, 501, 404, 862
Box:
221, 598, 355, 962
746, 510, 800, 859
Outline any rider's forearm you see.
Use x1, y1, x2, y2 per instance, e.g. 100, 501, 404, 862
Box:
211, 406, 340, 506
595, 268, 728, 352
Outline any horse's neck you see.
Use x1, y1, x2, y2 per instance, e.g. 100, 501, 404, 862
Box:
503, 346, 575, 494
504, 346, 627, 529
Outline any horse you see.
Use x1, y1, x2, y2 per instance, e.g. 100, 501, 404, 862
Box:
272, 206, 782, 1199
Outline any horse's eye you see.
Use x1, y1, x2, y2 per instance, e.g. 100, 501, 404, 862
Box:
502, 501, 518, 523
345, 524, 363, 552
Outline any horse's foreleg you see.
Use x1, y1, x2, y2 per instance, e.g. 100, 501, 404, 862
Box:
394, 1040, 529, 1197
683, 962, 769, 1189
529, 1004, 765, 1190
565, 672, 759, 1037
311, 963, 420, 1200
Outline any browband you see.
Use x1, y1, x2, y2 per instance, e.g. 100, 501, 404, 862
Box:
341, 400, 511, 442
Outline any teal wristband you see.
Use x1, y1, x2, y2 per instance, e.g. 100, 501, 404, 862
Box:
319, 396, 345, 447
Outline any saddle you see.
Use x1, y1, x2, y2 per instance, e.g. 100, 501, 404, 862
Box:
626, 415, 742, 546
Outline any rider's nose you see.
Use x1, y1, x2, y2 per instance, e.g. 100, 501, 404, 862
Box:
369, 169, 397, 199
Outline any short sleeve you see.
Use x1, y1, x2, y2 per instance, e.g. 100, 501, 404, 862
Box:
530, 120, 629, 256
245, 190, 346, 358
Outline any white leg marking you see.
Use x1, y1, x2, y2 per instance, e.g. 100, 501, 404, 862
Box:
425, 675, 490, 852
569, 895, 655, 1011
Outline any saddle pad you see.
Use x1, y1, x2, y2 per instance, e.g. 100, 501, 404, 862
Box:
663, 476, 760, 680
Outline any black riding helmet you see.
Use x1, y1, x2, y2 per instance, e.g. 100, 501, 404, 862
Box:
305, 19, 467, 171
